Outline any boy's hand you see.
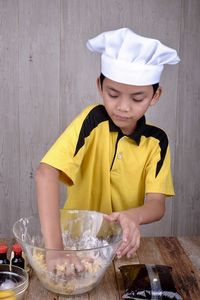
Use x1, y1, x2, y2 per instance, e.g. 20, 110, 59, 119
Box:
104, 194, 166, 259
104, 210, 140, 259
45, 251, 85, 277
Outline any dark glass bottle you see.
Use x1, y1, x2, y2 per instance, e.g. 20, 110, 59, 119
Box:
0, 243, 10, 264
11, 243, 25, 269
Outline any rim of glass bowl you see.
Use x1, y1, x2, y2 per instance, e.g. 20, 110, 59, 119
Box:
13, 210, 122, 252
0, 264, 29, 293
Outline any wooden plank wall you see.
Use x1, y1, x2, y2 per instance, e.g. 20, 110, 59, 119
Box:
0, 0, 199, 237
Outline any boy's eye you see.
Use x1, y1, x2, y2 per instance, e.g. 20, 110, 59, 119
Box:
108, 94, 118, 98
132, 98, 143, 102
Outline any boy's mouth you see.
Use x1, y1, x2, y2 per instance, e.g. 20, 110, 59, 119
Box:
114, 114, 129, 121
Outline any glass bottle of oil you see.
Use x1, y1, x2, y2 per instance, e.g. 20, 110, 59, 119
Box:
11, 243, 25, 269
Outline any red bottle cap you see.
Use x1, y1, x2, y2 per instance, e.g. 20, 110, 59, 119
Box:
0, 243, 8, 254
12, 243, 22, 253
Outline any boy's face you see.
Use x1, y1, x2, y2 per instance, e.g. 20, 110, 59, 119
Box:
97, 77, 161, 135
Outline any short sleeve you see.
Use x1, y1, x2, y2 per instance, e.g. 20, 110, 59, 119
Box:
145, 143, 175, 197
41, 105, 95, 185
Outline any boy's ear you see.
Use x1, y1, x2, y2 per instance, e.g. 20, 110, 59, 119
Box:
150, 86, 162, 106
96, 77, 103, 95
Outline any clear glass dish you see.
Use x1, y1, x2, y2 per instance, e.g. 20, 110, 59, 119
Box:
13, 209, 122, 296
0, 264, 29, 300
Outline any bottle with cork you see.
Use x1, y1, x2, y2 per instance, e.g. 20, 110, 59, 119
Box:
0, 243, 10, 265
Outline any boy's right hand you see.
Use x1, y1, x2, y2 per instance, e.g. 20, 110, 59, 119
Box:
45, 250, 85, 277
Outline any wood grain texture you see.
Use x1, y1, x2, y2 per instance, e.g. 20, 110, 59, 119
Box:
25, 273, 57, 300
137, 237, 200, 300
1, 237, 200, 299
178, 236, 200, 276
0, 0, 20, 237
0, 0, 200, 237
60, 0, 102, 131
172, 0, 200, 236
155, 237, 200, 300
139, 0, 182, 236
25, 236, 200, 300
17, 0, 61, 218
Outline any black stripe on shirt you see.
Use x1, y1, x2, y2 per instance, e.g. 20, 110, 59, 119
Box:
74, 105, 109, 156
74, 105, 169, 178
143, 125, 169, 177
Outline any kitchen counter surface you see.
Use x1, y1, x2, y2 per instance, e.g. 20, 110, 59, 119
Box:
1, 236, 200, 299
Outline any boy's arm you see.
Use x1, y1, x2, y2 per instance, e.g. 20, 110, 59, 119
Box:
35, 163, 63, 249
105, 193, 166, 258
131, 193, 166, 225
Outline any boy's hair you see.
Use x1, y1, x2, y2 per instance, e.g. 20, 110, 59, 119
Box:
99, 73, 159, 95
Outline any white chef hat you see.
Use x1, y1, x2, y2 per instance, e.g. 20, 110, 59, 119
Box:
87, 28, 180, 86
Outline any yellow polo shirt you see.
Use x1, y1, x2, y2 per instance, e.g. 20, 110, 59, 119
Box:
41, 104, 175, 213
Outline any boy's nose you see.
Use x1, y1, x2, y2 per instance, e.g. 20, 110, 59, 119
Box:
117, 99, 130, 112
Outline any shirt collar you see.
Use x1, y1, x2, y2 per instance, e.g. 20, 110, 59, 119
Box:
109, 115, 146, 145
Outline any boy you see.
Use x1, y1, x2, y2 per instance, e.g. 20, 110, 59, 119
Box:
35, 28, 180, 261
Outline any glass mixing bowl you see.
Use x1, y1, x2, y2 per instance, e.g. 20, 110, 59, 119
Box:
13, 210, 122, 296
0, 264, 29, 300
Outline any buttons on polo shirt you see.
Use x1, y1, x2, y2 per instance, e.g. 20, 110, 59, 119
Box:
117, 153, 122, 159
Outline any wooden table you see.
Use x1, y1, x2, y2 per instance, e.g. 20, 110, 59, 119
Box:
1, 237, 200, 299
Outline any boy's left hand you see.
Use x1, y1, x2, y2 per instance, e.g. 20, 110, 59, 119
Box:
104, 210, 140, 259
